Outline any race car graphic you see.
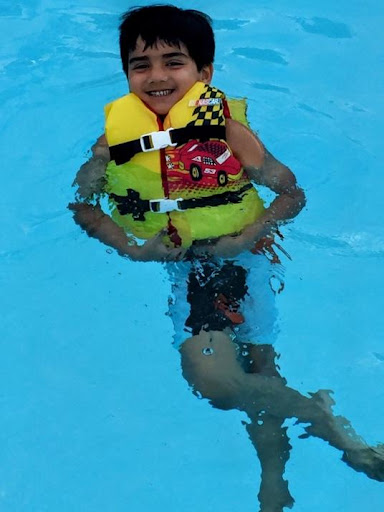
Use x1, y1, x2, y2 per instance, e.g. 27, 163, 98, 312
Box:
166, 140, 242, 187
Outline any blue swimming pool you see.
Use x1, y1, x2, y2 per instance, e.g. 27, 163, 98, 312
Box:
1, 1, 384, 510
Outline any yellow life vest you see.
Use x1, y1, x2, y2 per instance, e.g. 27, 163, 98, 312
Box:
104, 81, 265, 248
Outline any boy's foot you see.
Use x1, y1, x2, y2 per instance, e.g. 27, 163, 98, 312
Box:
342, 444, 384, 482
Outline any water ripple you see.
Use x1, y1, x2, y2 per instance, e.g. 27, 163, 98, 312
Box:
68, 72, 124, 91
1, 4, 23, 17
290, 229, 384, 258
294, 17, 353, 39
250, 82, 290, 94
233, 47, 288, 65
298, 103, 334, 120
214, 19, 250, 31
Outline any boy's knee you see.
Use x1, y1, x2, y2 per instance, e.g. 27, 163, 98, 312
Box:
179, 330, 247, 409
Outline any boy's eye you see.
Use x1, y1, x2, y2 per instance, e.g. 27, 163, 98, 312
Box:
132, 63, 149, 71
166, 60, 184, 67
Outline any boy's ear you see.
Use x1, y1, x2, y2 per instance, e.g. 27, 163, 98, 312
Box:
200, 64, 213, 84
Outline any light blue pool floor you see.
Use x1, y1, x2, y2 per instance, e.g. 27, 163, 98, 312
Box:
1, 1, 384, 510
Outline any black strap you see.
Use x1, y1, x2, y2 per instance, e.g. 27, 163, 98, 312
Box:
110, 184, 253, 221
109, 125, 226, 166
109, 189, 150, 221
175, 184, 253, 211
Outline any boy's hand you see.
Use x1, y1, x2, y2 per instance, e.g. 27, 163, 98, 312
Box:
193, 219, 271, 259
193, 233, 249, 259
68, 202, 135, 256
69, 202, 104, 232
134, 229, 186, 262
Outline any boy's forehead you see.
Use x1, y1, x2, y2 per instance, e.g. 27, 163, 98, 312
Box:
130, 37, 189, 57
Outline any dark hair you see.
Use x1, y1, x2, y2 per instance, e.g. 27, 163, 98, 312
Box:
119, 5, 215, 77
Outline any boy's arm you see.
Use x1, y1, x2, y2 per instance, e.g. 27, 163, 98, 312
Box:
70, 134, 137, 256
69, 202, 185, 261
69, 136, 185, 261
73, 134, 110, 199
196, 119, 306, 258
227, 119, 305, 219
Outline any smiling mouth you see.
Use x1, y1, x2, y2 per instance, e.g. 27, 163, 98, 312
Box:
147, 89, 175, 97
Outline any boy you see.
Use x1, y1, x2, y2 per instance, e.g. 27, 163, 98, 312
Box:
71, 5, 305, 260
70, 5, 384, 511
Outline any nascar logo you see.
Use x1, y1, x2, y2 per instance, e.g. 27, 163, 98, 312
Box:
188, 98, 222, 107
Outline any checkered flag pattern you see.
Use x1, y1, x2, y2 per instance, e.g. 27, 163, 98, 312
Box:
188, 85, 226, 127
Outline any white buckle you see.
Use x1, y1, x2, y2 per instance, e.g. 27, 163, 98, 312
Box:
140, 129, 176, 152
149, 198, 183, 214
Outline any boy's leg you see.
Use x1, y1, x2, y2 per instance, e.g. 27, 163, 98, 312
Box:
245, 417, 294, 512
240, 343, 294, 511
180, 330, 384, 482
180, 330, 247, 410
174, 255, 384, 483
229, 252, 294, 509
241, 342, 283, 378
180, 331, 295, 511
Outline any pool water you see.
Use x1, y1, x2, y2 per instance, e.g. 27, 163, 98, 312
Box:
1, 1, 384, 511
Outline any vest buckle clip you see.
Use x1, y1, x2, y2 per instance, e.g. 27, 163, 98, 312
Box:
140, 129, 176, 152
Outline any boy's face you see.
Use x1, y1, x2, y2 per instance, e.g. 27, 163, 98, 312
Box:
127, 37, 213, 115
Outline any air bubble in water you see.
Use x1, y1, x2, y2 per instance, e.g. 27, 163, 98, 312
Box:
202, 347, 214, 356
269, 275, 284, 294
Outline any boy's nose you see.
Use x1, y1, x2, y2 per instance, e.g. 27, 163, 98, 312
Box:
148, 65, 168, 83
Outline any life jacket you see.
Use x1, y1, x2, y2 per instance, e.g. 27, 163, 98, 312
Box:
104, 81, 265, 248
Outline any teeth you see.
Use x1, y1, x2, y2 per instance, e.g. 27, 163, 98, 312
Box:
148, 90, 173, 97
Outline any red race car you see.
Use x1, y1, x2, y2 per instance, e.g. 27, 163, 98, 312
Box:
166, 140, 242, 186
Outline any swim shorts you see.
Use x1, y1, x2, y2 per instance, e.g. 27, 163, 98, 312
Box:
167, 251, 282, 348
